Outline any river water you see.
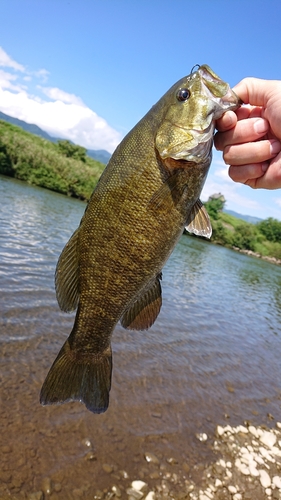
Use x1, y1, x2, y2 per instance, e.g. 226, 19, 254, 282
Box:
1, 175, 281, 498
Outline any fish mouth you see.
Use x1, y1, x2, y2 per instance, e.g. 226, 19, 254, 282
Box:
210, 88, 243, 119
198, 64, 242, 117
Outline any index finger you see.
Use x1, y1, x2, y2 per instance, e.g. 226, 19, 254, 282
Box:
235, 105, 263, 121
233, 78, 275, 106
216, 105, 262, 133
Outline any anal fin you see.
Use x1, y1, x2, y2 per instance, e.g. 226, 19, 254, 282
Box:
121, 274, 162, 330
55, 228, 80, 312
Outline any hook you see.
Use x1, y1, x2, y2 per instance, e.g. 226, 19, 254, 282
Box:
191, 64, 200, 73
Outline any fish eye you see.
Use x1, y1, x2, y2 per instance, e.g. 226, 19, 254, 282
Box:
176, 88, 190, 102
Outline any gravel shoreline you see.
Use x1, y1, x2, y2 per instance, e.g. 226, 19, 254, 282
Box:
232, 247, 281, 266
23, 422, 281, 500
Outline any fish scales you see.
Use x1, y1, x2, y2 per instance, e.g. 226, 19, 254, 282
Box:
40, 65, 242, 413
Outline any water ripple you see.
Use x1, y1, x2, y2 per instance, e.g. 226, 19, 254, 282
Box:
1, 174, 281, 432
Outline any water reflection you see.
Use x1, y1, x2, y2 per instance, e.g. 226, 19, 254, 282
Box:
1, 176, 281, 496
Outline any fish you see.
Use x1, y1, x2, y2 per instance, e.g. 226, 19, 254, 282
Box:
40, 64, 241, 414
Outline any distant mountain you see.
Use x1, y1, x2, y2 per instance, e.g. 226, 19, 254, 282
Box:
224, 209, 263, 224
0, 111, 57, 142
87, 149, 111, 164
0, 111, 111, 164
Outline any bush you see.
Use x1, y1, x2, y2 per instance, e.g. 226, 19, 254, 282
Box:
0, 141, 13, 175
211, 220, 231, 245
0, 121, 105, 200
58, 140, 87, 162
230, 222, 258, 251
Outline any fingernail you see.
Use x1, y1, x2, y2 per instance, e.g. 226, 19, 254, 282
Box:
254, 119, 268, 134
262, 162, 269, 172
270, 140, 281, 155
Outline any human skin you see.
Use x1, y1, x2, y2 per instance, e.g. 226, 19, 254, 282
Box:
214, 78, 281, 189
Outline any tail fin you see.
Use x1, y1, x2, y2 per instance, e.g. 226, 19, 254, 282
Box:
40, 340, 112, 414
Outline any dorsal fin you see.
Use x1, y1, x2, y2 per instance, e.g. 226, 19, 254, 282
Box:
185, 199, 212, 238
121, 274, 162, 330
55, 229, 80, 312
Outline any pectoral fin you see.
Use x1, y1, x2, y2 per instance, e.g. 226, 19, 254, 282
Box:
55, 228, 80, 312
148, 171, 185, 212
185, 199, 212, 238
121, 274, 162, 330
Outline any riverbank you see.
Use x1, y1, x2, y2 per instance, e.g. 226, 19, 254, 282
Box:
207, 212, 281, 264
91, 422, 281, 500
232, 247, 281, 266
14, 421, 281, 500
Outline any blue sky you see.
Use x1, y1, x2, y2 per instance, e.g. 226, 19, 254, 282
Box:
1, 0, 281, 219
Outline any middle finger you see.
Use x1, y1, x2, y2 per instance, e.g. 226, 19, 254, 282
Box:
223, 139, 281, 165
214, 117, 269, 151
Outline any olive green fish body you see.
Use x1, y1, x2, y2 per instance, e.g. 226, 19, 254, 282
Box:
40, 65, 241, 413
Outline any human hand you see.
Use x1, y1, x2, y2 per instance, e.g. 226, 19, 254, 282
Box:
214, 78, 281, 189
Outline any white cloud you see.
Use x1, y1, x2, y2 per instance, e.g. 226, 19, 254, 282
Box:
202, 177, 261, 210
0, 47, 25, 72
214, 166, 231, 182
274, 198, 281, 208
202, 150, 263, 215
0, 87, 121, 152
211, 155, 232, 183
0, 69, 17, 88
0, 69, 27, 92
0, 47, 122, 153
34, 68, 49, 82
39, 86, 84, 106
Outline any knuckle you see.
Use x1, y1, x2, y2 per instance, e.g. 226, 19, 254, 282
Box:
223, 146, 232, 164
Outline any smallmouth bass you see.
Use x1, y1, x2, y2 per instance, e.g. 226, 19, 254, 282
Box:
40, 65, 241, 413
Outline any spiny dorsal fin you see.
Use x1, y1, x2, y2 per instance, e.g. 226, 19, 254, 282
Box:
121, 274, 162, 330
55, 228, 80, 312
185, 199, 212, 238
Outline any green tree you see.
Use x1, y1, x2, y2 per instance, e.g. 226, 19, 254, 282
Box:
57, 140, 87, 162
257, 217, 281, 243
204, 196, 225, 220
